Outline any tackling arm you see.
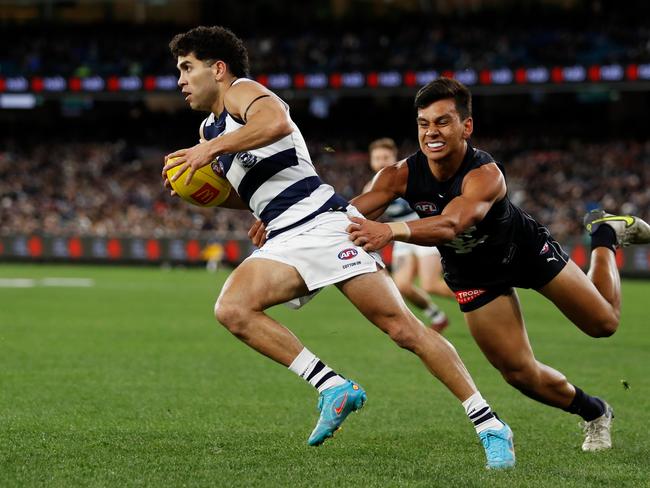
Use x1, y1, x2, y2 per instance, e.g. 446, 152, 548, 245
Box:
350, 163, 407, 219
348, 163, 506, 250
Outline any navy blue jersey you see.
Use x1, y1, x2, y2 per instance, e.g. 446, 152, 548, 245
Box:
403, 143, 565, 293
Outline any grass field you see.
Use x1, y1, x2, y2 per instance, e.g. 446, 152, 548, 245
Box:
1, 264, 648, 487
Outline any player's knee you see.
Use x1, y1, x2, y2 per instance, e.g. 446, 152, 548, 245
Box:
584, 313, 619, 338
214, 299, 250, 337
421, 284, 434, 295
384, 318, 422, 351
501, 364, 539, 390
420, 280, 436, 295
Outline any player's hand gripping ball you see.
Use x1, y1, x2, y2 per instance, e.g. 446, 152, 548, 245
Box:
165, 157, 231, 207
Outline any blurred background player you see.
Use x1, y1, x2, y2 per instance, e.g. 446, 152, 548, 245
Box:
366, 137, 453, 332
202, 241, 224, 272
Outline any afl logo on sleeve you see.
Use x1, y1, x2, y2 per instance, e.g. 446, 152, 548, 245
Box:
414, 202, 438, 215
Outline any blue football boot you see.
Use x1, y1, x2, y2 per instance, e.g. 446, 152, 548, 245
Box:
307, 380, 367, 446
479, 421, 516, 469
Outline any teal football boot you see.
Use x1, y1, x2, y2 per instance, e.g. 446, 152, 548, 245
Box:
307, 380, 367, 446
479, 422, 515, 469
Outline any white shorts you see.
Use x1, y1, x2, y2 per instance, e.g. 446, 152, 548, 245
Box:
245, 207, 384, 308
392, 240, 440, 259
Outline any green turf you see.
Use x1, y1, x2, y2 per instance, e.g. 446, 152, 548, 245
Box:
1, 264, 648, 487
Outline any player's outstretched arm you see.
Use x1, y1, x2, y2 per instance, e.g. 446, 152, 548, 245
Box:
351, 163, 406, 219
408, 163, 506, 245
349, 163, 506, 250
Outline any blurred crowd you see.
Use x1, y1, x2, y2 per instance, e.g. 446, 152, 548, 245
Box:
1, 138, 648, 243
2, 9, 649, 77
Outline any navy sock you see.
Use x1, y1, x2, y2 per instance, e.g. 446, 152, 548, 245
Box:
590, 224, 617, 253
564, 386, 606, 421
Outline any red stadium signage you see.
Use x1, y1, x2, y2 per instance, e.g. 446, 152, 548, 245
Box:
107, 239, 122, 259
146, 239, 161, 260
186, 240, 201, 261
68, 238, 83, 258
28, 236, 43, 257
0, 62, 649, 96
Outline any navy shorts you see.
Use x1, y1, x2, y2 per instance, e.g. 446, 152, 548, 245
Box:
449, 228, 569, 313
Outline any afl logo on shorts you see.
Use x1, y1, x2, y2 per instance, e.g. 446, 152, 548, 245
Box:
539, 242, 549, 255
414, 202, 437, 214
338, 248, 359, 260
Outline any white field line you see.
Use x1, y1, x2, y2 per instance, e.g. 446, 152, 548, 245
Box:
40, 278, 95, 287
0, 278, 95, 288
0, 278, 36, 287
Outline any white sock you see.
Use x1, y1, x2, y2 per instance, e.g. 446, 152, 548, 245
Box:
288, 347, 346, 393
462, 391, 504, 434
424, 303, 441, 317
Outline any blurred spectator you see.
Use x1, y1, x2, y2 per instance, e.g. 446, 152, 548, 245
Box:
2, 9, 649, 78
1, 138, 648, 243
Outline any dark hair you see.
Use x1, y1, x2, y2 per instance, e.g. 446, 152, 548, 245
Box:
414, 77, 472, 120
169, 26, 250, 78
368, 137, 398, 155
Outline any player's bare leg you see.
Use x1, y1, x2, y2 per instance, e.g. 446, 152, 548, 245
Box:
587, 248, 621, 311
419, 253, 455, 299
466, 291, 613, 451
393, 254, 449, 332
392, 254, 431, 309
338, 268, 474, 399
215, 258, 309, 365
538, 260, 619, 337
338, 268, 515, 468
545, 209, 650, 337
465, 292, 576, 407
215, 258, 366, 446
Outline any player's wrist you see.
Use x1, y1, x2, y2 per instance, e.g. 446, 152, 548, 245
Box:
387, 222, 411, 242
205, 136, 225, 158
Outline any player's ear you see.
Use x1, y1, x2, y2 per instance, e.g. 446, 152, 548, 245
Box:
462, 116, 473, 139
211, 60, 228, 81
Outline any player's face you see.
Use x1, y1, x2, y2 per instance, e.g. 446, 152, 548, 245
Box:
416, 99, 472, 163
369, 147, 397, 172
176, 53, 219, 111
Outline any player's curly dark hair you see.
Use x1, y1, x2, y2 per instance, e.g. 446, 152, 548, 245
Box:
414, 77, 472, 120
169, 26, 250, 78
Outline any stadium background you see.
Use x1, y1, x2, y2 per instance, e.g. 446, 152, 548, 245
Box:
1, 0, 650, 274
1, 1, 650, 486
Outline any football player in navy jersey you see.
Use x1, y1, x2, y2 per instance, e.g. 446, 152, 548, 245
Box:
367, 137, 453, 332
162, 26, 515, 468
349, 77, 650, 452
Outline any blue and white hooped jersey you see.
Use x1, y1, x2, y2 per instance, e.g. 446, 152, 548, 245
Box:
202, 79, 347, 238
